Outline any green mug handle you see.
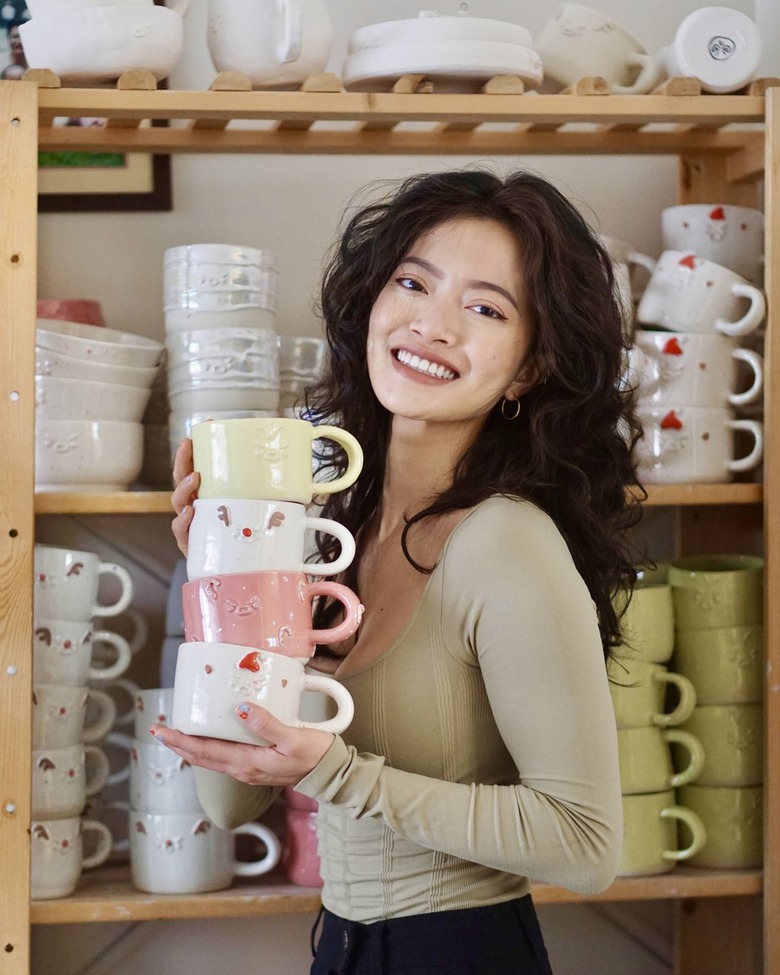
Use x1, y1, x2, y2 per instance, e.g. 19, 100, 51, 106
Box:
665, 728, 705, 787
652, 671, 696, 727
660, 806, 707, 862
310, 425, 364, 495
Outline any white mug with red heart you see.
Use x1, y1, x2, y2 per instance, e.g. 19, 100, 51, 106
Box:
636, 251, 765, 337
661, 205, 764, 284
628, 330, 763, 409
635, 405, 763, 484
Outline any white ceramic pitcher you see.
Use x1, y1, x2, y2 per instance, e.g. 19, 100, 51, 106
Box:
206, 0, 333, 90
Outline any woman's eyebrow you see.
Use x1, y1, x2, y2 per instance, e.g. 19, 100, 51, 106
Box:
401, 256, 520, 312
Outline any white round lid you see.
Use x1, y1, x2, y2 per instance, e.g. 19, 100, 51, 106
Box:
671, 6, 762, 93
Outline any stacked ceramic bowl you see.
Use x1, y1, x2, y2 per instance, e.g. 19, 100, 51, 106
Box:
35, 319, 165, 491
164, 244, 281, 467
278, 335, 327, 417
342, 11, 542, 93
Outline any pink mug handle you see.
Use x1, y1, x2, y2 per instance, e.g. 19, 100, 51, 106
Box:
304, 580, 364, 646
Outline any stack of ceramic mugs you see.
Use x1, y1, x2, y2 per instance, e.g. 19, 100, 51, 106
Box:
609, 566, 707, 877
630, 203, 766, 484
30, 543, 135, 899
669, 555, 765, 870
163, 244, 281, 467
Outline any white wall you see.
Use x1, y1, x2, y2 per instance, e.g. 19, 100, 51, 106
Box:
31, 1, 758, 972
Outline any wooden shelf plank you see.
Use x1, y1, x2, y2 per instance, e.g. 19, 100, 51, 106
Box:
29, 865, 762, 924
640, 483, 762, 506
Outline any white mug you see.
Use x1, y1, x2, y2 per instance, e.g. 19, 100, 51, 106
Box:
661, 205, 764, 284
31, 816, 112, 899
172, 641, 354, 745
636, 251, 765, 338
33, 544, 134, 620
635, 405, 763, 484
32, 683, 117, 748
187, 498, 356, 580
31, 743, 110, 819
130, 811, 281, 893
629, 330, 763, 409
33, 617, 132, 686
130, 736, 203, 814
534, 3, 659, 94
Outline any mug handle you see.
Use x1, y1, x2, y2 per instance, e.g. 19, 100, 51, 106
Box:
728, 348, 764, 406
651, 671, 696, 727
715, 284, 766, 337
626, 251, 657, 299
659, 806, 707, 862
309, 425, 364, 496
231, 821, 282, 877
306, 580, 364, 646
80, 819, 114, 870
80, 689, 118, 744
103, 731, 133, 787
665, 728, 705, 788
727, 419, 763, 472
303, 517, 357, 576
275, 0, 303, 63
611, 52, 660, 95
88, 629, 132, 683
83, 745, 111, 797
93, 562, 134, 618
298, 675, 355, 736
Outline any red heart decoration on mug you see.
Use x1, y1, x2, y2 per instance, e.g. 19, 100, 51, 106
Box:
661, 410, 683, 430
662, 338, 683, 355
678, 254, 697, 269
238, 651, 262, 672
709, 206, 726, 220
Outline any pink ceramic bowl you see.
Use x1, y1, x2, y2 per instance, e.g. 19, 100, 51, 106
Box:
37, 299, 105, 327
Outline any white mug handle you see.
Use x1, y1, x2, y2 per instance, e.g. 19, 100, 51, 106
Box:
80, 819, 113, 870
80, 689, 118, 744
298, 675, 355, 735
83, 745, 111, 797
275, 0, 302, 62
715, 284, 766, 337
728, 420, 764, 472
728, 348, 764, 407
88, 630, 132, 682
93, 562, 134, 618
611, 52, 660, 95
231, 821, 281, 877
304, 517, 357, 576
626, 251, 657, 300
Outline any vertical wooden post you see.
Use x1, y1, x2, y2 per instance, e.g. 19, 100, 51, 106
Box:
674, 897, 763, 974
0, 79, 37, 975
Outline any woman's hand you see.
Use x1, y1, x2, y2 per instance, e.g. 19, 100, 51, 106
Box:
150, 703, 334, 788
171, 438, 200, 556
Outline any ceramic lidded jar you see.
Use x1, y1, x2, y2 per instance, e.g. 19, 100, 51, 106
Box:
206, 0, 334, 90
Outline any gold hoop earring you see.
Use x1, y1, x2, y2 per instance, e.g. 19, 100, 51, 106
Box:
501, 397, 521, 421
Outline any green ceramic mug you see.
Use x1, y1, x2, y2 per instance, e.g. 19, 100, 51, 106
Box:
673, 625, 763, 705
668, 555, 763, 631
679, 703, 763, 787
608, 657, 696, 729
618, 790, 707, 876
613, 577, 675, 663
678, 784, 763, 869
618, 725, 704, 794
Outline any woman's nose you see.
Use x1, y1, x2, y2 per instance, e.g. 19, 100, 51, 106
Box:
409, 303, 456, 344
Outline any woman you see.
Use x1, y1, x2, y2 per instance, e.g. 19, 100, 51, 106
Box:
160, 170, 643, 974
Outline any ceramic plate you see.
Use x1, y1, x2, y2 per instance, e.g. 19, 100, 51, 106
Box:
348, 15, 533, 54
342, 40, 544, 93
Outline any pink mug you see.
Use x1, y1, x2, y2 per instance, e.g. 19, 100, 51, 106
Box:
282, 807, 323, 887
182, 570, 363, 658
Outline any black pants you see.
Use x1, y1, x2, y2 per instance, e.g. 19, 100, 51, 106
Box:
310, 895, 553, 974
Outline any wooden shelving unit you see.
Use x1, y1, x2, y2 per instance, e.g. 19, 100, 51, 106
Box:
1, 78, 778, 975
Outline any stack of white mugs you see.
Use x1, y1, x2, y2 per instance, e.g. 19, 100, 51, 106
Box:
163, 243, 281, 467
30, 543, 134, 899
627, 203, 766, 484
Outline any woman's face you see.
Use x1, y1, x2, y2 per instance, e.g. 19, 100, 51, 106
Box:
367, 217, 535, 432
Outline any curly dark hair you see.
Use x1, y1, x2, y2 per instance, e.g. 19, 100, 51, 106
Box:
306, 169, 645, 659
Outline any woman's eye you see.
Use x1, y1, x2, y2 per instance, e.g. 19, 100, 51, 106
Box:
471, 303, 505, 320
396, 276, 424, 292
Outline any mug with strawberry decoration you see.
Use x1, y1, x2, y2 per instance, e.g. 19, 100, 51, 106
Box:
636, 251, 765, 338
628, 329, 763, 409
171, 640, 354, 745
661, 205, 764, 285
635, 405, 763, 484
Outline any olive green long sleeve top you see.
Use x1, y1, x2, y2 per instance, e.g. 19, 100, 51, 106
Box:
194, 497, 623, 922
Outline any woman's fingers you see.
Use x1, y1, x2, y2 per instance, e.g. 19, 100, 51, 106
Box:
170, 439, 199, 556
172, 437, 194, 487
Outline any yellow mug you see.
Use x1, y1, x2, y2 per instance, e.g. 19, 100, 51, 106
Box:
192, 417, 363, 503
673, 624, 763, 705
619, 790, 707, 876
678, 784, 763, 869
617, 725, 704, 794
613, 577, 674, 663
680, 703, 763, 787
608, 657, 696, 729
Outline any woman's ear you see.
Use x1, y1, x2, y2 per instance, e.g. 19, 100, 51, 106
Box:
504, 360, 542, 400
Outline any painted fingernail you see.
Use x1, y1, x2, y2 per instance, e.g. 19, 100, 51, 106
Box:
180, 505, 189, 518
185, 473, 193, 484
237, 703, 251, 719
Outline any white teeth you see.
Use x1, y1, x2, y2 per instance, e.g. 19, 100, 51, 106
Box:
396, 349, 456, 380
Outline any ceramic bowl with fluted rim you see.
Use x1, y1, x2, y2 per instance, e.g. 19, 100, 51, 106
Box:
165, 306, 277, 334
36, 319, 165, 369
19, 4, 184, 84
35, 419, 144, 492
347, 13, 533, 54
35, 345, 160, 389
35, 374, 152, 423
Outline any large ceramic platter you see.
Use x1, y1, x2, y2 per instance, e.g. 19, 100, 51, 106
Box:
342, 39, 544, 93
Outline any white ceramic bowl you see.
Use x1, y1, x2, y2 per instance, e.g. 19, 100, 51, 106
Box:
36, 319, 165, 369
35, 375, 152, 422
35, 420, 144, 492
348, 14, 533, 54
19, 4, 183, 83
163, 244, 277, 314
27, 0, 153, 15
35, 345, 160, 389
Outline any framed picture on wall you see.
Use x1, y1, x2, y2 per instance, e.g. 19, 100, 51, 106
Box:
0, 0, 172, 213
